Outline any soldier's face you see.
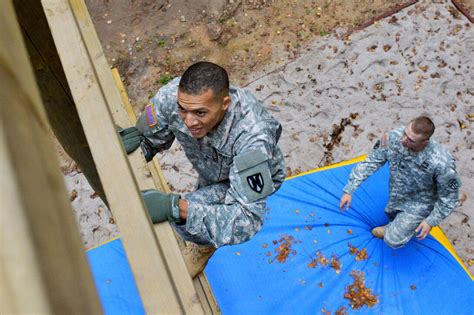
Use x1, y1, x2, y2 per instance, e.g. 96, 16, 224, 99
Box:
401, 123, 428, 152
177, 89, 231, 138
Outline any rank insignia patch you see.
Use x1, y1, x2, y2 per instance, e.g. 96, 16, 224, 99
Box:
420, 161, 430, 171
448, 179, 459, 190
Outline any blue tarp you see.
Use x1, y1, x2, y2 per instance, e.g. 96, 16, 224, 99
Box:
87, 161, 474, 314
87, 238, 145, 315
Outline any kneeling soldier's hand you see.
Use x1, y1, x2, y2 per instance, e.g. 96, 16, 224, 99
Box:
141, 189, 181, 223
117, 126, 142, 153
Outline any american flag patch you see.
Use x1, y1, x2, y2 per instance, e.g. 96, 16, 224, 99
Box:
145, 104, 157, 127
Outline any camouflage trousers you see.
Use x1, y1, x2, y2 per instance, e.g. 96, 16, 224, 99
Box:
171, 181, 229, 246
384, 210, 426, 248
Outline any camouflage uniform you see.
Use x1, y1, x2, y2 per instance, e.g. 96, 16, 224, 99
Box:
136, 78, 285, 248
343, 127, 460, 248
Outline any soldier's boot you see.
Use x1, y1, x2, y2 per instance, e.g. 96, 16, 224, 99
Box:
182, 242, 216, 278
371, 226, 386, 239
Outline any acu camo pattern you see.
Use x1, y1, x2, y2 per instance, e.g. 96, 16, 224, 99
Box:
136, 78, 285, 248
343, 126, 460, 248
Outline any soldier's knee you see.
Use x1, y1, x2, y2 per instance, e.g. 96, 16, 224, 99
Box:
384, 228, 410, 249
383, 236, 407, 249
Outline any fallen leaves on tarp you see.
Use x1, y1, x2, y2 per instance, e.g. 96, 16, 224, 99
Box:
318, 250, 330, 266
308, 250, 331, 268
344, 271, 379, 310
272, 235, 299, 263
321, 308, 331, 315
348, 243, 369, 261
331, 255, 342, 274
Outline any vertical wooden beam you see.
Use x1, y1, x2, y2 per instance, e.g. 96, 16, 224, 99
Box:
12, 0, 107, 205
112, 69, 220, 314
41, 0, 204, 313
0, 1, 102, 313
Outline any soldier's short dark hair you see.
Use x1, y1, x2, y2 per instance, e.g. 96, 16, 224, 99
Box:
179, 62, 229, 100
412, 116, 435, 139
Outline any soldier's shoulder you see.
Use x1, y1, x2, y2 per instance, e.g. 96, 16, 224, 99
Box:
232, 86, 261, 113
389, 126, 404, 138
152, 78, 179, 103
428, 141, 454, 167
385, 126, 403, 148
150, 78, 180, 115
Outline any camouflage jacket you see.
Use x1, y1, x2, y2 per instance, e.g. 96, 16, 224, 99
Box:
136, 78, 285, 246
343, 127, 460, 227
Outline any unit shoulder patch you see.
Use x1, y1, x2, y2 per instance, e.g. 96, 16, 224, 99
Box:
447, 178, 459, 190
235, 149, 274, 202
145, 104, 158, 128
373, 134, 388, 150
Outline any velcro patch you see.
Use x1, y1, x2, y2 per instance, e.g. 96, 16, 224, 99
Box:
235, 149, 274, 203
373, 134, 387, 150
145, 104, 158, 128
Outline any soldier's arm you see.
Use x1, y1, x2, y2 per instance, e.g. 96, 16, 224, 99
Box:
425, 159, 460, 227
135, 101, 175, 162
343, 134, 389, 195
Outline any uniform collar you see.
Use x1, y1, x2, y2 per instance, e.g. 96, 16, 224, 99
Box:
206, 94, 236, 149
415, 140, 434, 166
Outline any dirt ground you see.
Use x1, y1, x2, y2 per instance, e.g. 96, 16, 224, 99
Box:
60, 0, 411, 181
84, 0, 409, 113
56, 0, 473, 274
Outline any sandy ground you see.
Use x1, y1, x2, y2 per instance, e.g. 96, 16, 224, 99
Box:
86, 0, 409, 112
65, 0, 473, 273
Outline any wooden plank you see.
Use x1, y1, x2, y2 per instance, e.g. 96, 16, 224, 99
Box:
111, 68, 220, 314
111, 68, 205, 315
111, 69, 170, 193
0, 1, 102, 313
41, 0, 204, 313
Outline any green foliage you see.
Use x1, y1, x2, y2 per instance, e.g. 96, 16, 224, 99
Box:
159, 74, 173, 85
155, 37, 166, 48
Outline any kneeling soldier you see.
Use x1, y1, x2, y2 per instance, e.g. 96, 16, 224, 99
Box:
339, 116, 460, 248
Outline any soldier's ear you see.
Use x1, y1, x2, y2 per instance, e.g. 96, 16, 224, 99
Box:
222, 95, 231, 110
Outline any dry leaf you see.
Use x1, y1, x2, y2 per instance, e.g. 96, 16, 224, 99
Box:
70, 189, 78, 202
418, 65, 428, 72
335, 305, 348, 315
367, 45, 377, 52
344, 271, 379, 309
458, 119, 467, 130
